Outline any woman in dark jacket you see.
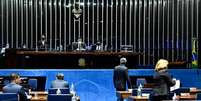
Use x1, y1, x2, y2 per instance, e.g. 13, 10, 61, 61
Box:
152, 59, 176, 101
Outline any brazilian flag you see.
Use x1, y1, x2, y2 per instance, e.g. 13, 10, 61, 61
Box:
192, 39, 198, 69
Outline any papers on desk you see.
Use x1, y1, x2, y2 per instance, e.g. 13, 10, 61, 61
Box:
128, 89, 132, 93
27, 95, 32, 99
25, 92, 32, 99
170, 78, 180, 91
142, 93, 150, 97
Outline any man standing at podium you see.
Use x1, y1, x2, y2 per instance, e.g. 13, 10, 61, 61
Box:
113, 57, 132, 101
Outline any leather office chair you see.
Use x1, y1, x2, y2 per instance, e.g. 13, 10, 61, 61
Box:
0, 93, 18, 101
48, 94, 72, 101
28, 79, 37, 91
132, 89, 138, 96
136, 78, 147, 87
48, 88, 70, 94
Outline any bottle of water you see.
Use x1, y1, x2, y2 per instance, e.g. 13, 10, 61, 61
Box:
34, 92, 38, 99
72, 95, 76, 101
70, 83, 75, 95
172, 93, 177, 101
56, 88, 61, 95
137, 84, 142, 97
70, 83, 76, 101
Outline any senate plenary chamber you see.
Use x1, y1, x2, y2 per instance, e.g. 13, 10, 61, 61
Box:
0, 0, 201, 101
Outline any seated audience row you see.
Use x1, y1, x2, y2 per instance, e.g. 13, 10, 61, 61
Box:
2, 72, 69, 101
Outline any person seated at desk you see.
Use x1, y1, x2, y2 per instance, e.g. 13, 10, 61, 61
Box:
3, 73, 31, 101
38, 34, 48, 50
95, 41, 103, 51
72, 38, 86, 51
51, 73, 69, 88
152, 59, 176, 101
76, 38, 86, 51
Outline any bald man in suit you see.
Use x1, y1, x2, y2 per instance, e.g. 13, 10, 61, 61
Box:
51, 73, 69, 88
113, 58, 132, 101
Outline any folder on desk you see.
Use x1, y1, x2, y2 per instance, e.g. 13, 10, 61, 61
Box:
170, 79, 180, 91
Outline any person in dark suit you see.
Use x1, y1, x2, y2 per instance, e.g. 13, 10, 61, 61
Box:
38, 34, 48, 50
51, 73, 69, 88
113, 57, 132, 101
3, 73, 30, 101
152, 59, 176, 101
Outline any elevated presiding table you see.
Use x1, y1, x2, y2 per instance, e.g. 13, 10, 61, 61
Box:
5, 49, 142, 68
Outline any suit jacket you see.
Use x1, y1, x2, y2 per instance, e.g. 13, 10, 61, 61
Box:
153, 69, 176, 96
113, 64, 132, 91
3, 82, 28, 101
51, 80, 69, 88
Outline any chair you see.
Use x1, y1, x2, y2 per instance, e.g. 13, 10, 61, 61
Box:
4, 79, 9, 85
132, 89, 138, 96
48, 94, 72, 101
48, 88, 70, 94
0, 93, 18, 101
197, 93, 201, 100
136, 78, 147, 87
28, 79, 38, 91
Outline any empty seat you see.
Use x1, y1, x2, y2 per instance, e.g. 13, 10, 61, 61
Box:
28, 79, 37, 91
136, 78, 147, 87
48, 94, 72, 101
132, 89, 138, 96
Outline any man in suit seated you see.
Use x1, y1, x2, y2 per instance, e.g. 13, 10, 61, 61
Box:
95, 41, 103, 51
51, 73, 69, 88
3, 73, 31, 101
76, 38, 86, 51
38, 34, 48, 50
